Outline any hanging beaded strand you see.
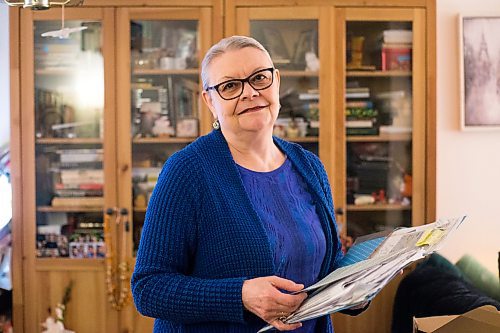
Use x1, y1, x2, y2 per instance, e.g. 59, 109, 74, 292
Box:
104, 208, 132, 311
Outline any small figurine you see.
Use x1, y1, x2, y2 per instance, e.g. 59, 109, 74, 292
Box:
152, 116, 175, 137
305, 51, 320, 72
285, 120, 300, 138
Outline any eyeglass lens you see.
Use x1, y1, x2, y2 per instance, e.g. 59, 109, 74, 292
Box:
217, 69, 273, 99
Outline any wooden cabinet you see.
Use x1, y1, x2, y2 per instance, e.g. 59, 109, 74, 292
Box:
11, 2, 221, 332
226, 1, 436, 333
10, 1, 435, 332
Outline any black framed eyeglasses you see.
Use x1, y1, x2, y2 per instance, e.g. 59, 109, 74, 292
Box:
205, 67, 275, 100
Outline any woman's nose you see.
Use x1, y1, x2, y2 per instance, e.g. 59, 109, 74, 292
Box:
240, 82, 259, 100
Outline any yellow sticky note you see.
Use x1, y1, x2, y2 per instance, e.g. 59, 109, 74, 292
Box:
416, 229, 445, 247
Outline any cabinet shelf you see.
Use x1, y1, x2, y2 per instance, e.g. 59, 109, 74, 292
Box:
37, 206, 103, 213
36, 138, 103, 145
35, 258, 105, 271
286, 136, 319, 143
132, 137, 196, 144
346, 133, 411, 142
347, 203, 411, 211
132, 69, 199, 76
346, 70, 411, 77
280, 70, 319, 77
35, 68, 73, 76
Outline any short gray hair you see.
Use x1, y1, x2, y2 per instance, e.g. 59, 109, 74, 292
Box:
201, 35, 272, 90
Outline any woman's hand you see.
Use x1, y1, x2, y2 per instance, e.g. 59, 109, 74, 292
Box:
242, 276, 307, 331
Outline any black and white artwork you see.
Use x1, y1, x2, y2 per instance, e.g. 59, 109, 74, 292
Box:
460, 16, 500, 129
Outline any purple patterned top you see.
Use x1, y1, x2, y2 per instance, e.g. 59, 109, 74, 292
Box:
237, 158, 326, 332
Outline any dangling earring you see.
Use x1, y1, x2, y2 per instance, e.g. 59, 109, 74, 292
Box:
212, 119, 220, 130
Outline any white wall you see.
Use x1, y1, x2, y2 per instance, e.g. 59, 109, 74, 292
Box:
436, 0, 500, 274
0, 4, 9, 148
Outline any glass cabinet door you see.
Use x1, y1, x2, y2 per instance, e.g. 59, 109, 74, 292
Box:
32, 11, 111, 261
337, 8, 426, 241
236, 8, 325, 158
21, 7, 116, 333
116, 8, 210, 260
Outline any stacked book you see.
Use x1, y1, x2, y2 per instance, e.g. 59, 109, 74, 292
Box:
381, 30, 412, 71
345, 87, 378, 136
298, 89, 320, 136
51, 149, 104, 207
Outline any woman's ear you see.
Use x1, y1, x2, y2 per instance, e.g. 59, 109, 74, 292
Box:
275, 68, 281, 88
201, 90, 217, 119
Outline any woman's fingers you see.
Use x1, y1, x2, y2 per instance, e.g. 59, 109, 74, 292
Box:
268, 276, 304, 292
270, 318, 302, 331
242, 276, 308, 327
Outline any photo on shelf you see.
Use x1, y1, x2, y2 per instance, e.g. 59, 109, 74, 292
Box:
261, 28, 291, 65
459, 15, 500, 130
292, 29, 317, 70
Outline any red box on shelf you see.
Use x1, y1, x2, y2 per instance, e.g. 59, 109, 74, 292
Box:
381, 46, 412, 71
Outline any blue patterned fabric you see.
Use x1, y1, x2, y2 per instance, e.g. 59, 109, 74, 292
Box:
237, 159, 327, 333
131, 129, 343, 332
337, 237, 386, 267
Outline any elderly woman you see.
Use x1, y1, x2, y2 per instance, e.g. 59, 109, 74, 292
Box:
132, 36, 355, 332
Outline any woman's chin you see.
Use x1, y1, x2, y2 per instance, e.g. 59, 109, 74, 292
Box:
238, 118, 274, 133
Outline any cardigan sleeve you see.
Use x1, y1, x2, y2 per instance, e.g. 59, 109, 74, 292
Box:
131, 151, 247, 324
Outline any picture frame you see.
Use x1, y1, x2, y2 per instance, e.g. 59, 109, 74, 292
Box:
176, 118, 199, 137
459, 15, 500, 130
261, 28, 291, 65
292, 29, 317, 69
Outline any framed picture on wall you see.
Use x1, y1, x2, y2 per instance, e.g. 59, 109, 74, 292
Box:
459, 15, 500, 130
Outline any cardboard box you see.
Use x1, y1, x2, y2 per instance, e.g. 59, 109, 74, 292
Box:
413, 305, 500, 333
381, 46, 412, 71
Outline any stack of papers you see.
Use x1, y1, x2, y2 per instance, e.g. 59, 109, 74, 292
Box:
258, 216, 467, 332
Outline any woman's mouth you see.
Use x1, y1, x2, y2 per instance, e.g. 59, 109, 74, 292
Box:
238, 105, 269, 115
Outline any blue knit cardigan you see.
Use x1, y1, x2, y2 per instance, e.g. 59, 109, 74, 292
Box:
131, 129, 344, 332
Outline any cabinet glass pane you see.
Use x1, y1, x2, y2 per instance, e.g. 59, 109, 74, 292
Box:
34, 20, 105, 258
130, 20, 200, 254
250, 20, 319, 155
345, 21, 413, 239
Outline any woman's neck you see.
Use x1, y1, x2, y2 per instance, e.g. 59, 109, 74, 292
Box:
223, 129, 285, 172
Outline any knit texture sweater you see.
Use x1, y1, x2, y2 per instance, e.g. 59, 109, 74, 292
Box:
131, 129, 343, 332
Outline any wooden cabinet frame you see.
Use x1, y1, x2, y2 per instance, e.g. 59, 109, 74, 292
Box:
9, 1, 435, 332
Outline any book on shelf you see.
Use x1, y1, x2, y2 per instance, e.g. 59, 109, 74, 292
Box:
346, 92, 370, 99
57, 149, 103, 164
59, 169, 104, 185
346, 119, 376, 128
51, 196, 104, 207
298, 93, 320, 101
346, 101, 374, 108
58, 161, 103, 169
346, 64, 377, 71
55, 183, 103, 190
54, 189, 103, 197
346, 127, 379, 136
345, 108, 378, 119
346, 87, 370, 99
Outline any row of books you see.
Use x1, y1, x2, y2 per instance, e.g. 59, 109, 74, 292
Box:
346, 87, 378, 136
51, 148, 104, 208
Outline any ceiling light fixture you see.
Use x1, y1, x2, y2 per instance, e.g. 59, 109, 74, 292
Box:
3, 0, 84, 10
